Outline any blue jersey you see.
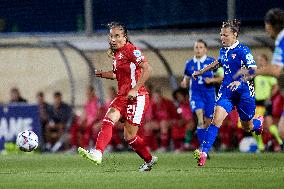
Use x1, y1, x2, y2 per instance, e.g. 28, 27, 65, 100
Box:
183, 55, 216, 118
184, 55, 216, 91
216, 41, 257, 121
218, 41, 256, 87
272, 29, 284, 69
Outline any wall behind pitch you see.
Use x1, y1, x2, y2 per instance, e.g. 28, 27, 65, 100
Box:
0, 46, 273, 106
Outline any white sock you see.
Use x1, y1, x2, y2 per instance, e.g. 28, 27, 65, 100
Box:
90, 149, 102, 159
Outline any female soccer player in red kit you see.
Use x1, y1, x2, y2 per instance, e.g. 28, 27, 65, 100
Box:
78, 22, 157, 171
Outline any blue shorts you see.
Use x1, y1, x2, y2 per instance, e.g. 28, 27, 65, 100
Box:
190, 90, 215, 118
216, 93, 255, 121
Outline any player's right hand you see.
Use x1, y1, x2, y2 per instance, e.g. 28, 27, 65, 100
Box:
95, 70, 103, 77
192, 71, 202, 80
204, 77, 213, 84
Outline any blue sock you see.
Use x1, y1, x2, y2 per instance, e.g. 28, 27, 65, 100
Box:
252, 118, 261, 132
202, 124, 219, 154
197, 127, 206, 148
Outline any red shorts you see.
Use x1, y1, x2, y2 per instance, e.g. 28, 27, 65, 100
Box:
109, 94, 150, 126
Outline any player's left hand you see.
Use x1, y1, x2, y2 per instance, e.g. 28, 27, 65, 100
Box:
227, 81, 241, 91
127, 89, 137, 101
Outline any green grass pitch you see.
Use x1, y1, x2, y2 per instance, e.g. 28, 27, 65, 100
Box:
0, 152, 284, 189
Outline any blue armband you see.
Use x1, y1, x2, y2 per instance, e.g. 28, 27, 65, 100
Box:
248, 68, 255, 75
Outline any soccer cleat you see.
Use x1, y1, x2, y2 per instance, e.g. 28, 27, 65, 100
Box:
254, 116, 264, 135
77, 147, 102, 165
194, 149, 207, 166
198, 152, 207, 166
139, 156, 158, 172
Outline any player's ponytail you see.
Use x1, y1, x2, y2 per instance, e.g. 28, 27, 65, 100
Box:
106, 22, 130, 58
222, 19, 241, 37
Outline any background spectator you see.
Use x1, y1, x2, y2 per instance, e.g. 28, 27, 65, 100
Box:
43, 91, 73, 152
36, 91, 52, 144
10, 87, 27, 103
50, 91, 73, 128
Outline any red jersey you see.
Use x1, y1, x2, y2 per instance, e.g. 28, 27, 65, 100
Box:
113, 42, 148, 96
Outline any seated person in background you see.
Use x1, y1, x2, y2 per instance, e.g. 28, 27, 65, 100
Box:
50, 91, 73, 129
43, 118, 65, 152
36, 91, 52, 144
143, 85, 159, 151
43, 91, 73, 152
144, 88, 178, 152
10, 87, 27, 103
70, 86, 102, 149
172, 88, 194, 152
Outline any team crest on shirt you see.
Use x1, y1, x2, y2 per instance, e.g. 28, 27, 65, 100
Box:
232, 54, 236, 59
118, 53, 123, 59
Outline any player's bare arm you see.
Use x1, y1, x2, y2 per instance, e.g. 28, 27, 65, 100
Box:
235, 64, 282, 79
255, 64, 282, 78
192, 60, 219, 79
127, 62, 152, 99
204, 76, 223, 84
180, 76, 190, 88
234, 67, 257, 81
95, 70, 116, 80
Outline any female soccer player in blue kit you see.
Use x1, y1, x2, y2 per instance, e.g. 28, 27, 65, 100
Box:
192, 20, 264, 166
181, 39, 222, 149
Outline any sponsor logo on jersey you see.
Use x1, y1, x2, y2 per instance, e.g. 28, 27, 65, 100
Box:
133, 50, 142, 57
245, 53, 254, 65
232, 54, 236, 59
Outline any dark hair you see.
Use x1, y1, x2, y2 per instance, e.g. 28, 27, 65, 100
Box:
195, 39, 208, 48
37, 91, 44, 97
221, 19, 241, 37
107, 22, 128, 39
53, 91, 62, 97
265, 8, 284, 35
11, 87, 19, 93
172, 87, 188, 100
107, 22, 129, 57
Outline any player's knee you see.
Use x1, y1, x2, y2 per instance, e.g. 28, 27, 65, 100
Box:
124, 132, 136, 141
123, 126, 138, 141
211, 118, 223, 127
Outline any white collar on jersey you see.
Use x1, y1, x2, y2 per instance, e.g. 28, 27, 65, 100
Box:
275, 28, 284, 46
226, 40, 239, 50
193, 55, 207, 63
